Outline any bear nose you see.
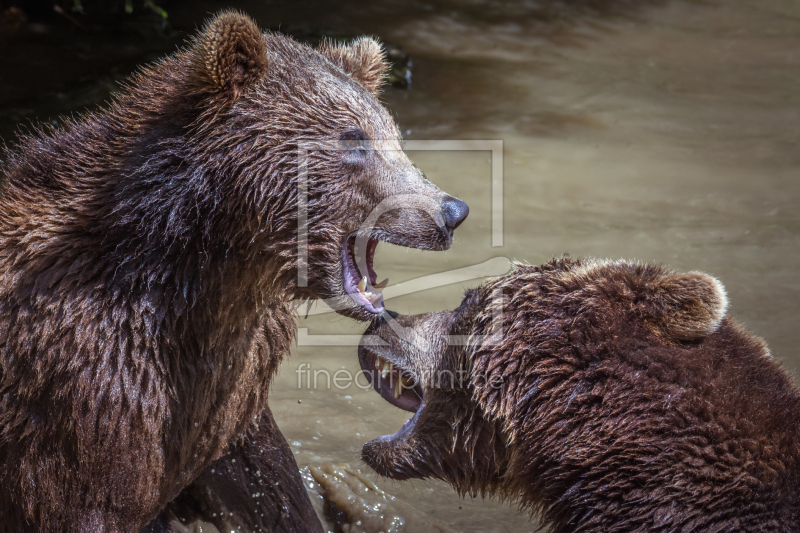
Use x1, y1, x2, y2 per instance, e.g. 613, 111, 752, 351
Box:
441, 196, 469, 232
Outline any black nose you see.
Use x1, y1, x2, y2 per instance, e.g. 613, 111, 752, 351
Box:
441, 196, 469, 232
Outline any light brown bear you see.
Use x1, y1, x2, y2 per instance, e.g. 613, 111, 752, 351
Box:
359, 258, 800, 532
0, 10, 468, 533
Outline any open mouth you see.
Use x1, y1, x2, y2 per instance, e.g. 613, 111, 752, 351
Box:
358, 346, 425, 440
341, 234, 390, 314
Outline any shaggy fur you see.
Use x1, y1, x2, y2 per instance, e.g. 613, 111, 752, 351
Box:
359, 258, 800, 532
0, 10, 467, 533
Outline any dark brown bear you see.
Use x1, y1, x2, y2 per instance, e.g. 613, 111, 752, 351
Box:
359, 258, 800, 532
0, 10, 468, 533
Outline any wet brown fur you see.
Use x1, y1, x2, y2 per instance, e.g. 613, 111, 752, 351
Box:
0, 10, 464, 533
361, 258, 800, 532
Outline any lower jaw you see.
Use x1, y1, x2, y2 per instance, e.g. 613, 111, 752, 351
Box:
360, 397, 428, 481
340, 235, 387, 315
372, 400, 424, 444
346, 291, 384, 314
361, 425, 425, 482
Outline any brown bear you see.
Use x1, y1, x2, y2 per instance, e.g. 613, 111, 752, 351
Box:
0, 10, 468, 533
358, 258, 800, 532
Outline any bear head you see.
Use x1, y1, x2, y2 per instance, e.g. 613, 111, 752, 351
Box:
358, 258, 729, 497
109, 11, 468, 321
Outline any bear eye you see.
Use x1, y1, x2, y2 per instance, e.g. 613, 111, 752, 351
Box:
341, 129, 367, 142
340, 129, 369, 164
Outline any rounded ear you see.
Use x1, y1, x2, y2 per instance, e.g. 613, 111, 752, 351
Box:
651, 271, 729, 341
319, 37, 389, 96
189, 10, 267, 99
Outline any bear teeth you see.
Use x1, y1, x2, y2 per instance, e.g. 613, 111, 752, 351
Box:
375, 356, 402, 394
393, 374, 414, 399
375, 356, 394, 377
357, 275, 383, 304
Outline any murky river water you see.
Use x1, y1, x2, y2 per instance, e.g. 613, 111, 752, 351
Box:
3, 0, 799, 531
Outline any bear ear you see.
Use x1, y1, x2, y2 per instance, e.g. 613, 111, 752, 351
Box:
651, 271, 729, 341
319, 37, 389, 96
189, 10, 267, 99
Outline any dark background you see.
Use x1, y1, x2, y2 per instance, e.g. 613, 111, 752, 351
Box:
0, 0, 672, 142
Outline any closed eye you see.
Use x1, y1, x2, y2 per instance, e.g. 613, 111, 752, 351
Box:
341, 129, 367, 142
340, 129, 369, 163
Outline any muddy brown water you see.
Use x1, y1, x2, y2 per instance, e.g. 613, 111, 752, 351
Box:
3, 0, 800, 531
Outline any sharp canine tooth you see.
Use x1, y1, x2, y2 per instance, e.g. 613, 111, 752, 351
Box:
375, 356, 382, 369
394, 376, 402, 399
357, 276, 367, 293
374, 278, 389, 289
382, 362, 391, 378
